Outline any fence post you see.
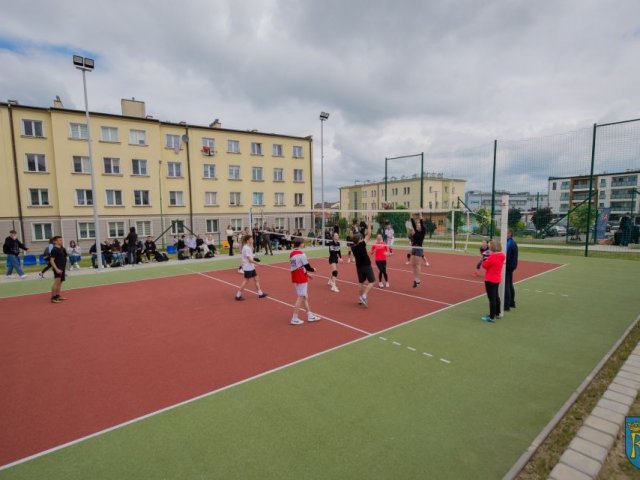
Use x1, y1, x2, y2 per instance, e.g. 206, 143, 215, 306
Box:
585, 123, 597, 257
499, 195, 509, 316
490, 139, 497, 239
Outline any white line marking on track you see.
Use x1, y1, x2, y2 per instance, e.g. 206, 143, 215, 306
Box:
561, 294, 569, 297
386, 266, 484, 284
263, 264, 453, 306
379, 336, 387, 341
189, 270, 372, 336
0, 262, 567, 471
440, 358, 451, 364
392, 341, 402, 346
407, 347, 416, 352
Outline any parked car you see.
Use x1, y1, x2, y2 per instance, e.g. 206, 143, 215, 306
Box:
547, 225, 567, 237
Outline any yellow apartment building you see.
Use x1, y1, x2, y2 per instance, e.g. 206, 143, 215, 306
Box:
0, 98, 314, 248
339, 175, 467, 231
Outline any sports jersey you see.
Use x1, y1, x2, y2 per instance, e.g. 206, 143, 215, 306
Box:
328, 240, 342, 262
369, 241, 389, 261
241, 245, 255, 271
290, 249, 313, 283
50, 246, 67, 270
410, 218, 426, 247
351, 241, 371, 267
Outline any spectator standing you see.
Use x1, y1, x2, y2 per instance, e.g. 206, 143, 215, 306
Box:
384, 220, 395, 254
504, 229, 518, 311
125, 227, 138, 266
3, 229, 28, 279
261, 227, 273, 255
481, 240, 505, 323
226, 225, 235, 256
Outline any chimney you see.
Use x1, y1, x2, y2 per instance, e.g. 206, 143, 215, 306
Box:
209, 118, 221, 128
53, 96, 64, 108
121, 97, 146, 118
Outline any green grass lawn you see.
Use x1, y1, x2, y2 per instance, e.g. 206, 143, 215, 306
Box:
1, 252, 639, 479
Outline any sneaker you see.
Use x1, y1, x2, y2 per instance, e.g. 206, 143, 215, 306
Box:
360, 296, 368, 307
38, 272, 44, 278
51, 297, 62, 304
378, 282, 383, 288
480, 315, 493, 322
58, 296, 68, 301
405, 261, 410, 265
307, 313, 321, 322
385, 282, 390, 288
503, 308, 510, 312
331, 286, 340, 293
327, 279, 332, 286
358, 295, 364, 305
5, 275, 12, 279
413, 280, 421, 288
258, 293, 268, 299
291, 317, 304, 325
20, 274, 27, 279
235, 295, 245, 301
425, 262, 430, 267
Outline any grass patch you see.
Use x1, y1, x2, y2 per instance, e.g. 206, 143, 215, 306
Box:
517, 318, 640, 479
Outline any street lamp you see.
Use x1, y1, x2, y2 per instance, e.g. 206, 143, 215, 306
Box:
319, 111, 329, 245
73, 55, 103, 270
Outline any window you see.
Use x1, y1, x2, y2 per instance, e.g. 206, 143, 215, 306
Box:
274, 218, 285, 229
600, 178, 606, 187
294, 217, 305, 230
561, 181, 570, 190
108, 222, 125, 238
403, 187, 410, 195
294, 193, 304, 206
171, 220, 185, 235
227, 139, 240, 153
251, 142, 263, 155
429, 186, 433, 193
32, 223, 53, 241
22, 119, 43, 137
132, 159, 148, 176
252, 167, 263, 181
272, 144, 283, 156
274, 192, 285, 206
203, 164, 216, 179
362, 203, 367, 210
169, 191, 184, 206
134, 190, 150, 206
231, 219, 242, 231
229, 165, 241, 180
293, 169, 304, 182
202, 137, 216, 155
136, 221, 152, 236
168, 162, 182, 177
103, 157, 121, 174
273, 168, 284, 182
372, 202, 377, 209
101, 126, 119, 142
166, 134, 181, 149
552, 182, 557, 191
77, 222, 95, 240
372, 190, 377, 197
252, 192, 264, 206
230, 192, 241, 206
443, 201, 448, 208
600, 191, 606, 199
105, 190, 123, 206
363, 191, 368, 198
206, 219, 219, 233
205, 191, 218, 206
129, 129, 146, 145
25, 153, 46, 172
73, 156, 91, 173
76, 189, 93, 206
429, 201, 433, 209
293, 145, 303, 158
391, 188, 398, 196
444, 186, 449, 193
69, 123, 88, 140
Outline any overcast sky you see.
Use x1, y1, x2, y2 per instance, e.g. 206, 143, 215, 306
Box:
1, 0, 639, 202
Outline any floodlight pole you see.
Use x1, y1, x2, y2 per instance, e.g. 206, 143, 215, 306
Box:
420, 152, 424, 209
75, 56, 103, 270
320, 112, 329, 245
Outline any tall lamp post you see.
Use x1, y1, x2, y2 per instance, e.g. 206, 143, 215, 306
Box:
73, 55, 103, 270
319, 112, 330, 245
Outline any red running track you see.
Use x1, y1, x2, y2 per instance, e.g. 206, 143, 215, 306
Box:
0, 251, 559, 466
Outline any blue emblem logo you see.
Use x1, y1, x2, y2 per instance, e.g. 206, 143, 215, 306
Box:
625, 416, 640, 468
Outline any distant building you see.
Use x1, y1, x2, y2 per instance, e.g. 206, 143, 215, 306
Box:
548, 170, 640, 221
464, 190, 548, 215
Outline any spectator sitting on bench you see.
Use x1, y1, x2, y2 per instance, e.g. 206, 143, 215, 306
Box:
68, 240, 82, 270
135, 239, 144, 264
205, 234, 217, 256
185, 234, 197, 258
144, 237, 157, 261
176, 235, 190, 258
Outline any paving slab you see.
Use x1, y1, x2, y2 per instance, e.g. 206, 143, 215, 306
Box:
569, 437, 609, 463
591, 405, 625, 425
576, 425, 615, 450
597, 398, 630, 416
549, 462, 592, 480
603, 389, 635, 406
618, 370, 640, 383
608, 382, 638, 398
584, 415, 620, 437
560, 449, 601, 476
613, 376, 640, 390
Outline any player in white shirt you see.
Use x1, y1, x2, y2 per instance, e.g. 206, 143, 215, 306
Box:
235, 235, 268, 301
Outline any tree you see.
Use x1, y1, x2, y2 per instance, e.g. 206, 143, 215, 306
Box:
451, 210, 464, 235
425, 219, 437, 238
532, 207, 553, 231
508, 208, 522, 228
475, 207, 491, 234
375, 206, 410, 237
569, 203, 596, 233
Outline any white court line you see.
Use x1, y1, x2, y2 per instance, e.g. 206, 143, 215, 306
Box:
188, 270, 372, 336
263, 263, 453, 307
0, 262, 567, 472
386, 266, 485, 284
392, 341, 402, 346
379, 336, 387, 341
407, 347, 417, 352
440, 358, 451, 364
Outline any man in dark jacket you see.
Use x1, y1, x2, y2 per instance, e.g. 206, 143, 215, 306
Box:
125, 227, 138, 266
504, 229, 519, 311
3, 230, 29, 279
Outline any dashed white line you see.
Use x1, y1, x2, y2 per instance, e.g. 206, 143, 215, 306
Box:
379, 336, 387, 341
440, 358, 451, 364
423, 352, 433, 358
392, 341, 402, 346
407, 347, 416, 352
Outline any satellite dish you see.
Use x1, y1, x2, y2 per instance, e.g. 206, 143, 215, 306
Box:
181, 134, 189, 143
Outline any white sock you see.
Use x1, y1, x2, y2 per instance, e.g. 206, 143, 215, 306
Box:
257, 290, 263, 295
236, 292, 241, 298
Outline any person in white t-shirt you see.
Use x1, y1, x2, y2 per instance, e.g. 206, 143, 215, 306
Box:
235, 235, 268, 301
